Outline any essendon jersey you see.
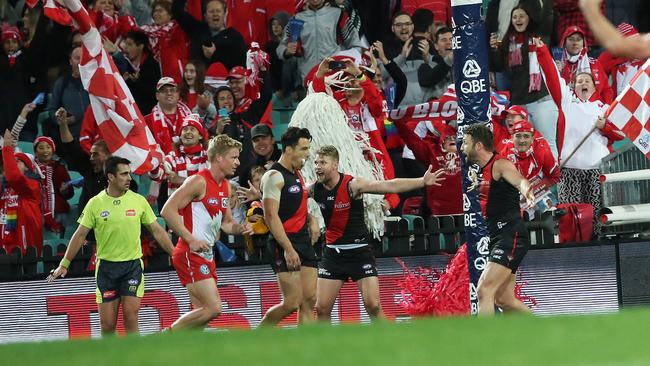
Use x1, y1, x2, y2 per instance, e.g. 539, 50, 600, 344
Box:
271, 162, 309, 243
176, 169, 230, 254
313, 173, 369, 245
480, 154, 520, 220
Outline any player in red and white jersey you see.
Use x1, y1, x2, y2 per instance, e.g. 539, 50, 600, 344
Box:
161, 134, 253, 329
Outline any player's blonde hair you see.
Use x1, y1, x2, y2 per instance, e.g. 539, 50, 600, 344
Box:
207, 134, 242, 162
316, 145, 339, 162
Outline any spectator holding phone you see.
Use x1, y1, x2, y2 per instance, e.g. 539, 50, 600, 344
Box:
277, 0, 361, 85
46, 47, 90, 143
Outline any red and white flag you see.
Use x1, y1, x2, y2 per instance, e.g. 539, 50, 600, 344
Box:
47, 0, 163, 174
605, 59, 650, 161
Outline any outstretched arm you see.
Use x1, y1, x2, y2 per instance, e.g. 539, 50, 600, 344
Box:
349, 166, 445, 197
579, 0, 650, 59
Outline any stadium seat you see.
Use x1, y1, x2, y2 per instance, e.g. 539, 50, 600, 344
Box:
16, 141, 34, 155
22, 246, 38, 276
0, 248, 22, 281
401, 215, 426, 253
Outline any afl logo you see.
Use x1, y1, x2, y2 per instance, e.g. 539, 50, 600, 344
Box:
100, 211, 110, 218
208, 198, 219, 205
288, 185, 301, 194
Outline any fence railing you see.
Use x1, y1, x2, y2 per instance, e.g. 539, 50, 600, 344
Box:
601, 143, 650, 236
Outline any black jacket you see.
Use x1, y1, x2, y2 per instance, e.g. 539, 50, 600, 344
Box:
172, 0, 247, 70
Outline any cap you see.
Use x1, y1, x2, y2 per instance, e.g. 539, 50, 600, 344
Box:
227, 66, 248, 80
205, 62, 229, 88
156, 76, 177, 91
1, 26, 21, 42
250, 124, 273, 139
503, 105, 529, 121
178, 113, 208, 141
511, 121, 535, 135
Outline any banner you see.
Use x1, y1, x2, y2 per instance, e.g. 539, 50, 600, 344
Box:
451, 0, 491, 314
0, 247, 620, 343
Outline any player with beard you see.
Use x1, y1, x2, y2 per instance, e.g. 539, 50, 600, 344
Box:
161, 135, 253, 329
461, 124, 535, 316
259, 127, 321, 326
312, 145, 445, 321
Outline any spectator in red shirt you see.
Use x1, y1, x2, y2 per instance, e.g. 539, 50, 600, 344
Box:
500, 120, 560, 201
34, 136, 73, 234
179, 60, 207, 109
394, 119, 461, 216
554, 0, 605, 53
559, 26, 613, 103
0, 130, 42, 256
145, 77, 193, 155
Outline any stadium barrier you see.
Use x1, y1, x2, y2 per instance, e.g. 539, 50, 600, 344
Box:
0, 242, 631, 343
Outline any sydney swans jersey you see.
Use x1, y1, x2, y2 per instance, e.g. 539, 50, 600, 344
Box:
176, 169, 230, 260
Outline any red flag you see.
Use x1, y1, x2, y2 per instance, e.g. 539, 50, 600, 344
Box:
52, 0, 163, 174
605, 59, 650, 161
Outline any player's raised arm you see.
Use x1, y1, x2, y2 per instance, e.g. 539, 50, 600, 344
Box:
579, 0, 650, 59
161, 175, 210, 253
350, 166, 445, 197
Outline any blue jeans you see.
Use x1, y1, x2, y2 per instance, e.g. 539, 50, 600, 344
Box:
525, 96, 559, 159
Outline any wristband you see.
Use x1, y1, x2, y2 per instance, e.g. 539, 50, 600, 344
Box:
60, 257, 70, 269
356, 73, 365, 80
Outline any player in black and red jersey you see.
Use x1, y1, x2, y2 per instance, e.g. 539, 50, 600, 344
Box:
259, 127, 321, 326
462, 124, 535, 316
312, 145, 445, 321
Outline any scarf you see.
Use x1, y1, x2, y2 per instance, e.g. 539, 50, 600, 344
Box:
564, 48, 592, 86
508, 34, 541, 92
7, 49, 21, 67
36, 161, 61, 232
141, 21, 178, 62
150, 102, 192, 145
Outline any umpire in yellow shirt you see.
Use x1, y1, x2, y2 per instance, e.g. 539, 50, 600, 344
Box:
48, 156, 175, 335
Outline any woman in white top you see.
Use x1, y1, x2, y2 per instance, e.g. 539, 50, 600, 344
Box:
535, 38, 624, 238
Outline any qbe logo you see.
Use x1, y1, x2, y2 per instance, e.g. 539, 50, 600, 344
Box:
637, 131, 650, 153
460, 79, 487, 94
462, 60, 481, 78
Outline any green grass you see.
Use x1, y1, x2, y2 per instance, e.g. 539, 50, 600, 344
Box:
2, 309, 650, 366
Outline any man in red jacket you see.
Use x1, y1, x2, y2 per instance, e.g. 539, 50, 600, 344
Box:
500, 121, 561, 211
0, 130, 43, 255
394, 119, 462, 216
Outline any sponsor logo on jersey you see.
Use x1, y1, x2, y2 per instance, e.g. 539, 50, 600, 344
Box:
102, 290, 116, 299
222, 198, 229, 208
128, 279, 139, 285
208, 198, 219, 205
112, 200, 121, 205
199, 264, 210, 275
128, 286, 137, 293
362, 264, 372, 270
334, 202, 351, 210
125, 209, 136, 217
288, 185, 301, 194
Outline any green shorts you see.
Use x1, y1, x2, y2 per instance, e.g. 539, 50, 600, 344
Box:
95, 258, 144, 304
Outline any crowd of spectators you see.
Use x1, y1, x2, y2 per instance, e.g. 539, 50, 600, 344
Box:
0, 0, 647, 269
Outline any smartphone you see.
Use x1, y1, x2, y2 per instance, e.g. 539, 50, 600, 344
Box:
218, 107, 230, 119
32, 92, 45, 105
329, 60, 345, 70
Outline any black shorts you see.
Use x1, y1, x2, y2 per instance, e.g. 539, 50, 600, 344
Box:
95, 259, 144, 304
318, 245, 377, 282
268, 236, 318, 273
488, 217, 530, 273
